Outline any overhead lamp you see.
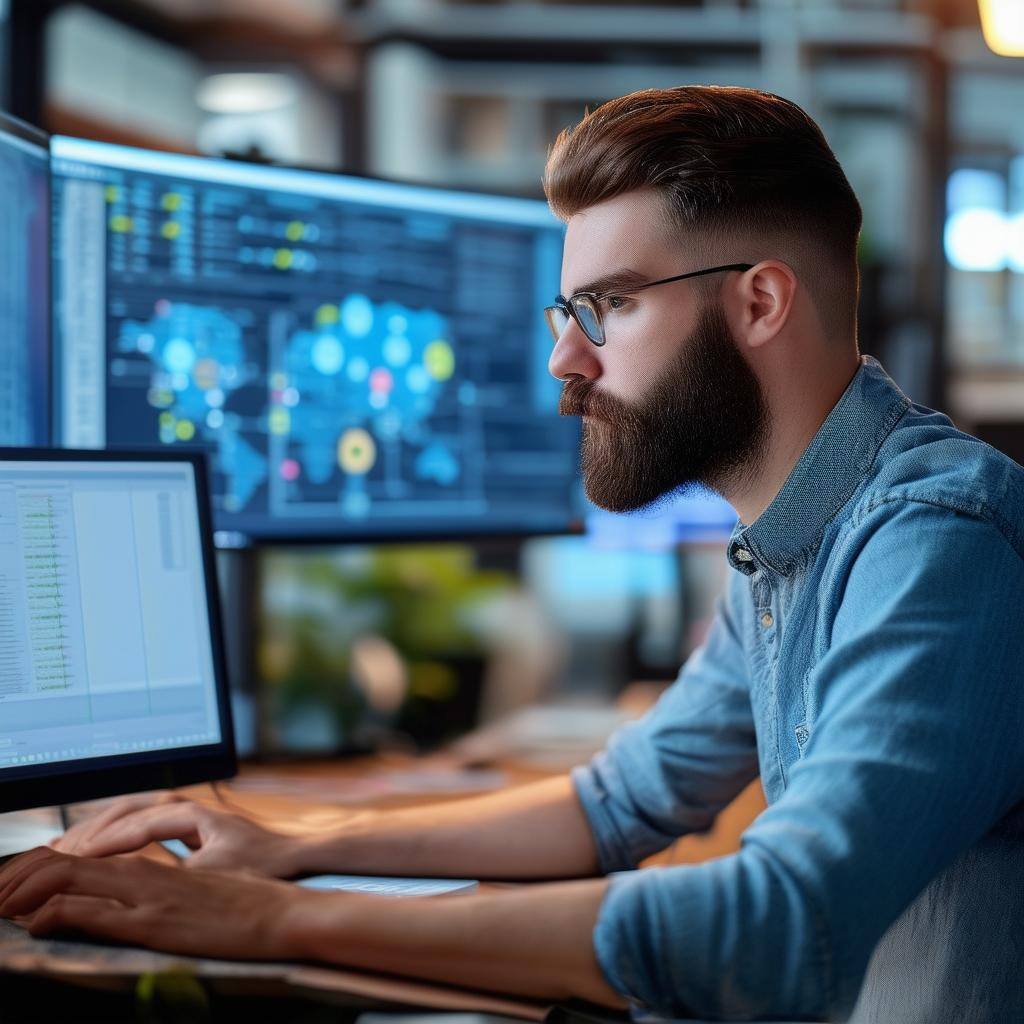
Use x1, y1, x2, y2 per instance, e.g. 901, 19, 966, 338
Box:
979, 0, 1024, 57
195, 72, 298, 115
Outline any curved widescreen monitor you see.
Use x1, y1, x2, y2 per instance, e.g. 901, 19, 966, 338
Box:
0, 449, 235, 814
50, 137, 578, 546
0, 113, 50, 447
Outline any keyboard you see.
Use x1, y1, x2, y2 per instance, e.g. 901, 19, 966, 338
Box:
160, 839, 478, 897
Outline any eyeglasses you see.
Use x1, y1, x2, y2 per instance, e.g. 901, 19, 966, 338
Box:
544, 263, 753, 347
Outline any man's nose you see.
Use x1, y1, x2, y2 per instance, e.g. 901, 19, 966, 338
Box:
547, 317, 602, 383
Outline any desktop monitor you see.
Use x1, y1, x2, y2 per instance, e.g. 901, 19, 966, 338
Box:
0, 449, 235, 815
50, 137, 578, 546
0, 113, 50, 447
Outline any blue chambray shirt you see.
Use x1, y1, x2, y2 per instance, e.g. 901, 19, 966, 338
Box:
572, 355, 1024, 1023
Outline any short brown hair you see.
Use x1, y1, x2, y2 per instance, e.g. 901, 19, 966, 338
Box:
543, 85, 862, 341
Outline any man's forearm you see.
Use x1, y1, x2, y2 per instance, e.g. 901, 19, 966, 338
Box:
286, 876, 628, 1009
292, 775, 602, 881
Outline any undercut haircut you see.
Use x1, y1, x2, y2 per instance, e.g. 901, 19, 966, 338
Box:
543, 85, 863, 343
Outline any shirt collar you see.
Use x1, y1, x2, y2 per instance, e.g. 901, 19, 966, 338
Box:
726, 355, 911, 578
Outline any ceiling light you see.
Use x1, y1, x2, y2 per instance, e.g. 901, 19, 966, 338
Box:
979, 0, 1024, 57
195, 73, 298, 115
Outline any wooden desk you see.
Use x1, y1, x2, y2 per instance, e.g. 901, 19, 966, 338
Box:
2, 751, 765, 1023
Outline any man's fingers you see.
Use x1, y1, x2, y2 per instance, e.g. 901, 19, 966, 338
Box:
74, 802, 208, 858
54, 791, 186, 854
0, 847, 57, 908
0, 852, 140, 918
26, 894, 140, 944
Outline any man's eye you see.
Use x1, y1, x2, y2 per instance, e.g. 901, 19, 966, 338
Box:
602, 296, 628, 311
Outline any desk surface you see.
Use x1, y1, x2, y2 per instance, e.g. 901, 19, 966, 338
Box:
2, 746, 764, 1021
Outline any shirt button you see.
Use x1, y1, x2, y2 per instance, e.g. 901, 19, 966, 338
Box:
735, 548, 753, 562
760, 612, 774, 628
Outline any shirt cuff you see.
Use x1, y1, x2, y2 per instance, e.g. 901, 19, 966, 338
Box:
571, 760, 640, 874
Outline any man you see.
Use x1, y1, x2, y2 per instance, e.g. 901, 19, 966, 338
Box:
2, 86, 1023, 1023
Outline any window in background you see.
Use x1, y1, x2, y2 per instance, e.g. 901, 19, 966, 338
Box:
945, 165, 1020, 366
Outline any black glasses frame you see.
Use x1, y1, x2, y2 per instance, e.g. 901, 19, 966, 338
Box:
544, 262, 754, 347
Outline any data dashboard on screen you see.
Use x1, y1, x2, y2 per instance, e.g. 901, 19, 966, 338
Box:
51, 137, 577, 544
0, 114, 50, 447
0, 456, 223, 774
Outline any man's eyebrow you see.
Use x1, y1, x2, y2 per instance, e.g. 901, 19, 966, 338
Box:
565, 268, 649, 298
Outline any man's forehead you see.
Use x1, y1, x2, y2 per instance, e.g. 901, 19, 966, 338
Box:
560, 190, 678, 294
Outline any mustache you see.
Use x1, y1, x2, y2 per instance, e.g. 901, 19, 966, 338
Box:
558, 377, 641, 427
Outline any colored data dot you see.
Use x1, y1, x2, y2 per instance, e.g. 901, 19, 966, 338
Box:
206, 409, 224, 429
315, 304, 340, 326
269, 408, 291, 435
337, 428, 376, 475
159, 412, 176, 429
387, 314, 408, 333
406, 365, 430, 394
312, 335, 345, 375
161, 221, 181, 240
193, 358, 219, 391
270, 372, 288, 391
369, 392, 388, 410
341, 294, 374, 337
424, 339, 455, 381
163, 338, 196, 373
171, 372, 189, 392
110, 215, 134, 234
285, 221, 305, 242
205, 388, 225, 408
175, 420, 196, 442
104, 185, 120, 203
384, 334, 411, 367
155, 299, 172, 317
280, 459, 301, 482
161, 193, 183, 211
282, 387, 300, 408
273, 248, 294, 270
370, 368, 394, 394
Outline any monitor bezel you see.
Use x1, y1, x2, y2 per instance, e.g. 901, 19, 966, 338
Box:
0, 447, 237, 814
48, 134, 580, 548
0, 111, 51, 449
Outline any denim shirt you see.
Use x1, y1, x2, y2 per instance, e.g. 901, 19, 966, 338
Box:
573, 355, 1024, 1023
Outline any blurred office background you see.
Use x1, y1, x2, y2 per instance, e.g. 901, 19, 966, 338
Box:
3, 0, 1022, 761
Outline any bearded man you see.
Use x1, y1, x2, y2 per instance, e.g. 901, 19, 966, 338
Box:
3, 86, 1023, 1024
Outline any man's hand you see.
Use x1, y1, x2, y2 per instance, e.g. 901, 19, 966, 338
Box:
51, 792, 305, 877
0, 846, 318, 960
0, 846, 626, 1009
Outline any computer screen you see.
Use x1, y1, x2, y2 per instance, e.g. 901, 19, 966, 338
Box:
0, 114, 50, 447
0, 450, 235, 814
50, 137, 578, 546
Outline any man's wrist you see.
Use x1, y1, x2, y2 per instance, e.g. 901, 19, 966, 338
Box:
274, 887, 351, 962
281, 810, 382, 877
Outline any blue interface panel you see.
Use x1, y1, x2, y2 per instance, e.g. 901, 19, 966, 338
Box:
0, 460, 222, 769
51, 138, 577, 544
0, 116, 50, 446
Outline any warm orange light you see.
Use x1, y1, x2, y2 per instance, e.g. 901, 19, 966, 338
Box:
979, 0, 1024, 57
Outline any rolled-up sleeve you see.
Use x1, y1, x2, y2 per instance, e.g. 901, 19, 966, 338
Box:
572, 568, 759, 872
583, 503, 1024, 1020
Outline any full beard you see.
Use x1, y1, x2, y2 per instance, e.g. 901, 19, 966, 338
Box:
559, 301, 770, 513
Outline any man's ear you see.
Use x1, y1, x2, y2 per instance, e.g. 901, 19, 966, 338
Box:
734, 261, 798, 350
